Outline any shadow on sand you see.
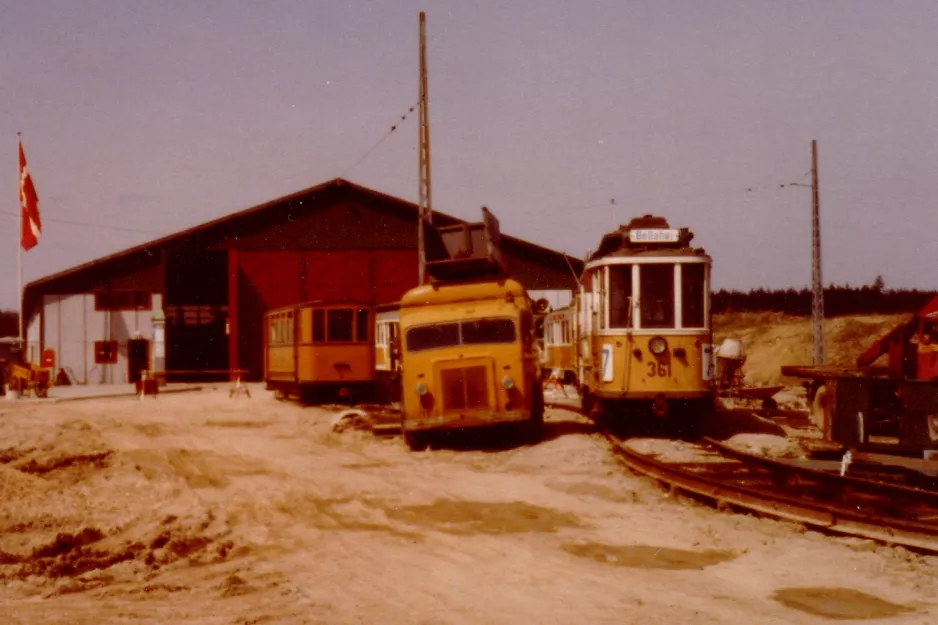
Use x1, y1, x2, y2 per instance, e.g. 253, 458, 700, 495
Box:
703, 407, 788, 440
421, 416, 598, 453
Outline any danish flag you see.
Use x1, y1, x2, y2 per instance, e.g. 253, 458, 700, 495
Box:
19, 139, 41, 251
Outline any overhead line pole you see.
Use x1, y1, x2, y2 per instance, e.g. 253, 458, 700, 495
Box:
811, 139, 825, 365
417, 11, 433, 285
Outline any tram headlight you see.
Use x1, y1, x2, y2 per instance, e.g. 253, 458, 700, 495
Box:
415, 382, 429, 396
649, 336, 668, 355
501, 376, 515, 390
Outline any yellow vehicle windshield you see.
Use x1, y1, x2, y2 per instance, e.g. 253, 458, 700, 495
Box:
405, 318, 517, 353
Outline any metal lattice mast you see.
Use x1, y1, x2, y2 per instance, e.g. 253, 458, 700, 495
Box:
811, 139, 825, 365
417, 11, 433, 285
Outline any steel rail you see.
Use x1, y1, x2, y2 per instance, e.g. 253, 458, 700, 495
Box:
702, 437, 938, 505
545, 401, 938, 553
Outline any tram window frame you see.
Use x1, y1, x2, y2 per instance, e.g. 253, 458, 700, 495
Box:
312, 310, 326, 343
608, 264, 633, 329
597, 267, 607, 329
355, 309, 370, 343
327, 309, 355, 343
681, 263, 706, 329
639, 263, 675, 329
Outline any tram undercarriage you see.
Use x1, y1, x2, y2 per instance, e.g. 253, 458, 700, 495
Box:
580, 388, 713, 439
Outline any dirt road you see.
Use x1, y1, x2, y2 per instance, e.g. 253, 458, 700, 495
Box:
1, 388, 936, 624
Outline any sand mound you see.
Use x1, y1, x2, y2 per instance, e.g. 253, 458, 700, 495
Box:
714, 312, 908, 386
723, 433, 806, 459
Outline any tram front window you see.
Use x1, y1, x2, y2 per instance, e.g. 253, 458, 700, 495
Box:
682, 263, 706, 328
639, 264, 675, 329
609, 264, 633, 329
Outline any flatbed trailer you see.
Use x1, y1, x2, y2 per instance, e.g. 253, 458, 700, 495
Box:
781, 364, 938, 451
781, 295, 938, 452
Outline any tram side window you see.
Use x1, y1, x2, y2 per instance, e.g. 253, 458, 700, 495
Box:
356, 309, 370, 343
608, 265, 633, 329
312, 310, 326, 343
682, 264, 706, 328
640, 264, 675, 329
597, 268, 606, 329
328, 309, 354, 342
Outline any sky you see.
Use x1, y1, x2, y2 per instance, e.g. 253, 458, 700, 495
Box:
2, 0, 938, 309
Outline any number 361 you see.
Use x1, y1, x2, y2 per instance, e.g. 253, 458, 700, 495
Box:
647, 362, 670, 377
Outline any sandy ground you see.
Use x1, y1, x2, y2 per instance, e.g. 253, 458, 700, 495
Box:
2, 387, 938, 624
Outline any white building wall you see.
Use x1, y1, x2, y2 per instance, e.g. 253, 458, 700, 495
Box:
38, 292, 163, 385
528, 289, 573, 311
26, 312, 40, 364
59, 294, 87, 384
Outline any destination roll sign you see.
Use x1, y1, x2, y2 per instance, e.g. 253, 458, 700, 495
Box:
628, 228, 680, 243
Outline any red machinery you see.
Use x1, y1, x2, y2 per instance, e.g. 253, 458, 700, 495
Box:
782, 295, 938, 449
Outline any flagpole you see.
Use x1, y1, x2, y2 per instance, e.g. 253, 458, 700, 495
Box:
18, 243, 23, 348
17, 132, 23, 349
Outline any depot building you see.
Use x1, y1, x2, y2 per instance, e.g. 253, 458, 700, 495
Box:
22, 179, 582, 385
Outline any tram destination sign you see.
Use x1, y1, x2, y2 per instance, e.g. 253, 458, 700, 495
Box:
628, 228, 680, 243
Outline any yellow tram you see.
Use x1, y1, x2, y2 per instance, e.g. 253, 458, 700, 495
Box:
264, 301, 376, 402
374, 302, 402, 403
576, 215, 715, 435
398, 277, 544, 451
541, 305, 577, 385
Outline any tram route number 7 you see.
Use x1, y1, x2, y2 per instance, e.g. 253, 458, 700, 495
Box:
601, 345, 614, 382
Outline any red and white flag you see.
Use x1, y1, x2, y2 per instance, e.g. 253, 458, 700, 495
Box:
19, 139, 41, 251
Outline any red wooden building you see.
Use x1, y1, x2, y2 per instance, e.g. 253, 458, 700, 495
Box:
22, 179, 583, 384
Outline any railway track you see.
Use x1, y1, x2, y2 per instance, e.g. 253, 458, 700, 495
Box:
548, 401, 938, 555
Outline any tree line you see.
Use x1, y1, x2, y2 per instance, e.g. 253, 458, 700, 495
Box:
2, 279, 935, 335
713, 279, 938, 316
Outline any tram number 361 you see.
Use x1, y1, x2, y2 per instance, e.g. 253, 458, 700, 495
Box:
647, 362, 671, 377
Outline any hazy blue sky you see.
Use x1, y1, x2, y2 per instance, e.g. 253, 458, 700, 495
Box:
3, 0, 937, 309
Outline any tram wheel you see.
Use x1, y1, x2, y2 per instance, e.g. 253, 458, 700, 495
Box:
580, 387, 596, 419
404, 432, 429, 452
811, 384, 831, 440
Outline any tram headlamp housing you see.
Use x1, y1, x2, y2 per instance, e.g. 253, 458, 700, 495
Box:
648, 336, 668, 355
501, 376, 515, 390
415, 382, 429, 396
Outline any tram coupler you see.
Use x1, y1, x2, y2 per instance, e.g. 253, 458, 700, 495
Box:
652, 395, 670, 418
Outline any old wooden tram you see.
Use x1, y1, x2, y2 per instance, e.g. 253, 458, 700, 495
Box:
374, 302, 402, 404
263, 301, 376, 402
576, 215, 715, 434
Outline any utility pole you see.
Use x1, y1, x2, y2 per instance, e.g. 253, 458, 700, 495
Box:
417, 11, 433, 285
811, 139, 825, 365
